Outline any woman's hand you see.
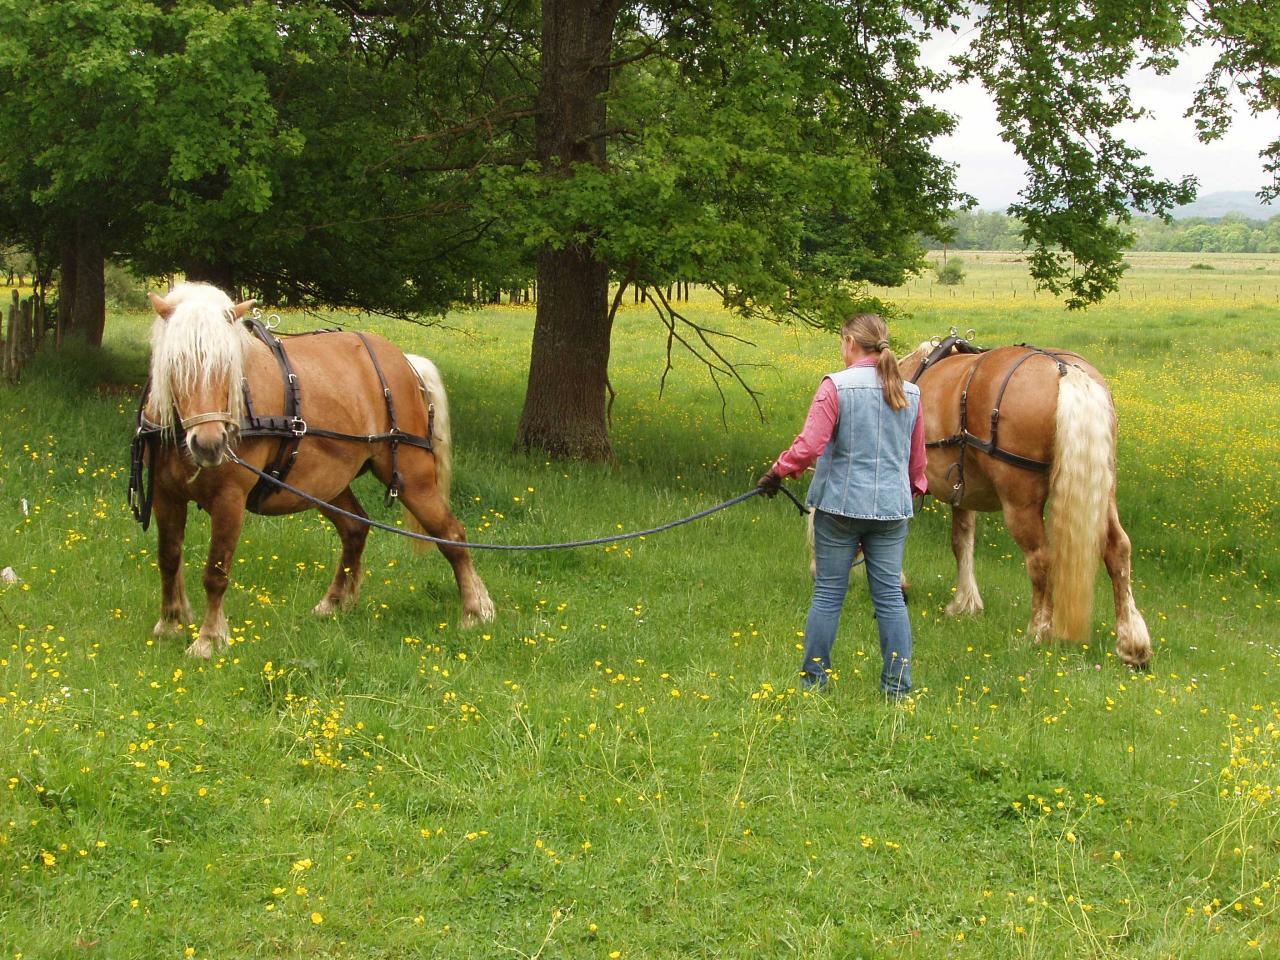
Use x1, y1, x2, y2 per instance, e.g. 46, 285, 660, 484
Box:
756, 469, 782, 498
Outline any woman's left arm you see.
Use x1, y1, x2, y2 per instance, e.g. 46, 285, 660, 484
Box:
909, 400, 928, 497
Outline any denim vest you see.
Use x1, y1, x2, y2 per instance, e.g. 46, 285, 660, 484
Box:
806, 366, 921, 520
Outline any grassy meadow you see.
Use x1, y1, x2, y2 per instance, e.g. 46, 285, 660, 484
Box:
1, 252, 1278, 959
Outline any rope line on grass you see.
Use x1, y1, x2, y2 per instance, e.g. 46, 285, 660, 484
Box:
226, 452, 808, 551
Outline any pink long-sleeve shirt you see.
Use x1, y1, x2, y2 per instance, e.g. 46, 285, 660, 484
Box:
773, 358, 929, 497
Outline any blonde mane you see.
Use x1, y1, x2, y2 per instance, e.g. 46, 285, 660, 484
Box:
147, 282, 253, 431
908, 340, 935, 361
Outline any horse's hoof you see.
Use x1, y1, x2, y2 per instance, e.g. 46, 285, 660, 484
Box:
461, 595, 496, 628
185, 638, 214, 659
312, 600, 338, 617
154, 619, 186, 637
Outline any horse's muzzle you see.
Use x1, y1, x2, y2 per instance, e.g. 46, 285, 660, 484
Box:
187, 427, 232, 468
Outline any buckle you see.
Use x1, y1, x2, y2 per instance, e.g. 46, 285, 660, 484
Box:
289, 417, 308, 436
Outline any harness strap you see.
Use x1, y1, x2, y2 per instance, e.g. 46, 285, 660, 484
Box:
180, 410, 236, 429
909, 335, 959, 384
923, 344, 1075, 504
909, 334, 987, 385
244, 318, 304, 512
354, 332, 404, 507
128, 378, 159, 530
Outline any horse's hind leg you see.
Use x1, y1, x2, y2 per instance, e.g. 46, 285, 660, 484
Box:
398, 485, 495, 627
153, 492, 193, 637
188, 494, 246, 659
1103, 499, 1153, 669
313, 487, 370, 616
944, 508, 984, 616
1002, 501, 1053, 641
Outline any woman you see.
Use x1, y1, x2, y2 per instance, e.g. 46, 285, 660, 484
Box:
758, 314, 927, 697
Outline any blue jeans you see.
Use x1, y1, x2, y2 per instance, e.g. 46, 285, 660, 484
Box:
802, 511, 913, 697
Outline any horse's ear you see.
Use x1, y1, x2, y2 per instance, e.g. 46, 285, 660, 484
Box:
231, 299, 257, 321
148, 291, 175, 320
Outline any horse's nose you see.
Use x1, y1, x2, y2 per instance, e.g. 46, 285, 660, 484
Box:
187, 426, 229, 466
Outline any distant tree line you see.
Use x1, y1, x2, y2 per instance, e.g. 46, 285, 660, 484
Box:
926, 209, 1280, 254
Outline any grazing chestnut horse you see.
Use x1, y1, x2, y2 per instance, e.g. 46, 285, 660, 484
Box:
136, 282, 493, 658
899, 338, 1152, 669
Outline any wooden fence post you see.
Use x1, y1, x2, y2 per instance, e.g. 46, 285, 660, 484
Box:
5, 290, 18, 380
21, 297, 33, 363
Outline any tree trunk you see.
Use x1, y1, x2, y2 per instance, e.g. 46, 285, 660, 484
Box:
58, 234, 78, 348
72, 217, 106, 348
514, 0, 620, 460
518, 244, 614, 458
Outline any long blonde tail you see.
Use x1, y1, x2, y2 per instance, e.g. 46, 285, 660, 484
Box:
404, 354, 453, 552
806, 508, 816, 579
1048, 366, 1113, 640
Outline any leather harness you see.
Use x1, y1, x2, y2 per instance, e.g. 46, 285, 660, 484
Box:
128, 319, 434, 530
910, 335, 1082, 505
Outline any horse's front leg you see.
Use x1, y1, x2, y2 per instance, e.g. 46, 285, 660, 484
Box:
188, 494, 246, 659
153, 491, 193, 637
944, 507, 984, 616
313, 487, 369, 616
1103, 500, 1153, 669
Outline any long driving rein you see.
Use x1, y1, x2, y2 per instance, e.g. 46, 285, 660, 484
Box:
126, 316, 808, 547
910, 331, 1084, 505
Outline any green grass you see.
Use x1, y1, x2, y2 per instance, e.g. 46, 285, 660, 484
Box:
1, 257, 1278, 959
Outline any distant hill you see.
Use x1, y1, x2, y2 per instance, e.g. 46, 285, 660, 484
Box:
1170, 190, 1276, 221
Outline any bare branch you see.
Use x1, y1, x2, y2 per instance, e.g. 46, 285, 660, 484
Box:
645, 284, 766, 427
606, 265, 635, 327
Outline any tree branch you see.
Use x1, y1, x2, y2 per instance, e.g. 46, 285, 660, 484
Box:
646, 284, 765, 428
398, 104, 538, 147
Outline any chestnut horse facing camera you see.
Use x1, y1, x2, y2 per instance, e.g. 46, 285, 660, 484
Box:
138, 282, 493, 658
899, 339, 1152, 669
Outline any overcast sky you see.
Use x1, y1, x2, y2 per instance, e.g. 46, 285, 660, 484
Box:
920, 31, 1278, 211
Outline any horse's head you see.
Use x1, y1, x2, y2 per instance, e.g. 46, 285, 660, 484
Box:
147, 283, 256, 468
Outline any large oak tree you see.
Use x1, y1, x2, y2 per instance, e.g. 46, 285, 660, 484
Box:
2, 1, 1275, 456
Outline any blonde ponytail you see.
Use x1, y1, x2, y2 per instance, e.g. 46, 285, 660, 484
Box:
842, 314, 907, 411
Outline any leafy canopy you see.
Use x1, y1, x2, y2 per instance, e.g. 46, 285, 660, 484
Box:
0, 1, 1276, 316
